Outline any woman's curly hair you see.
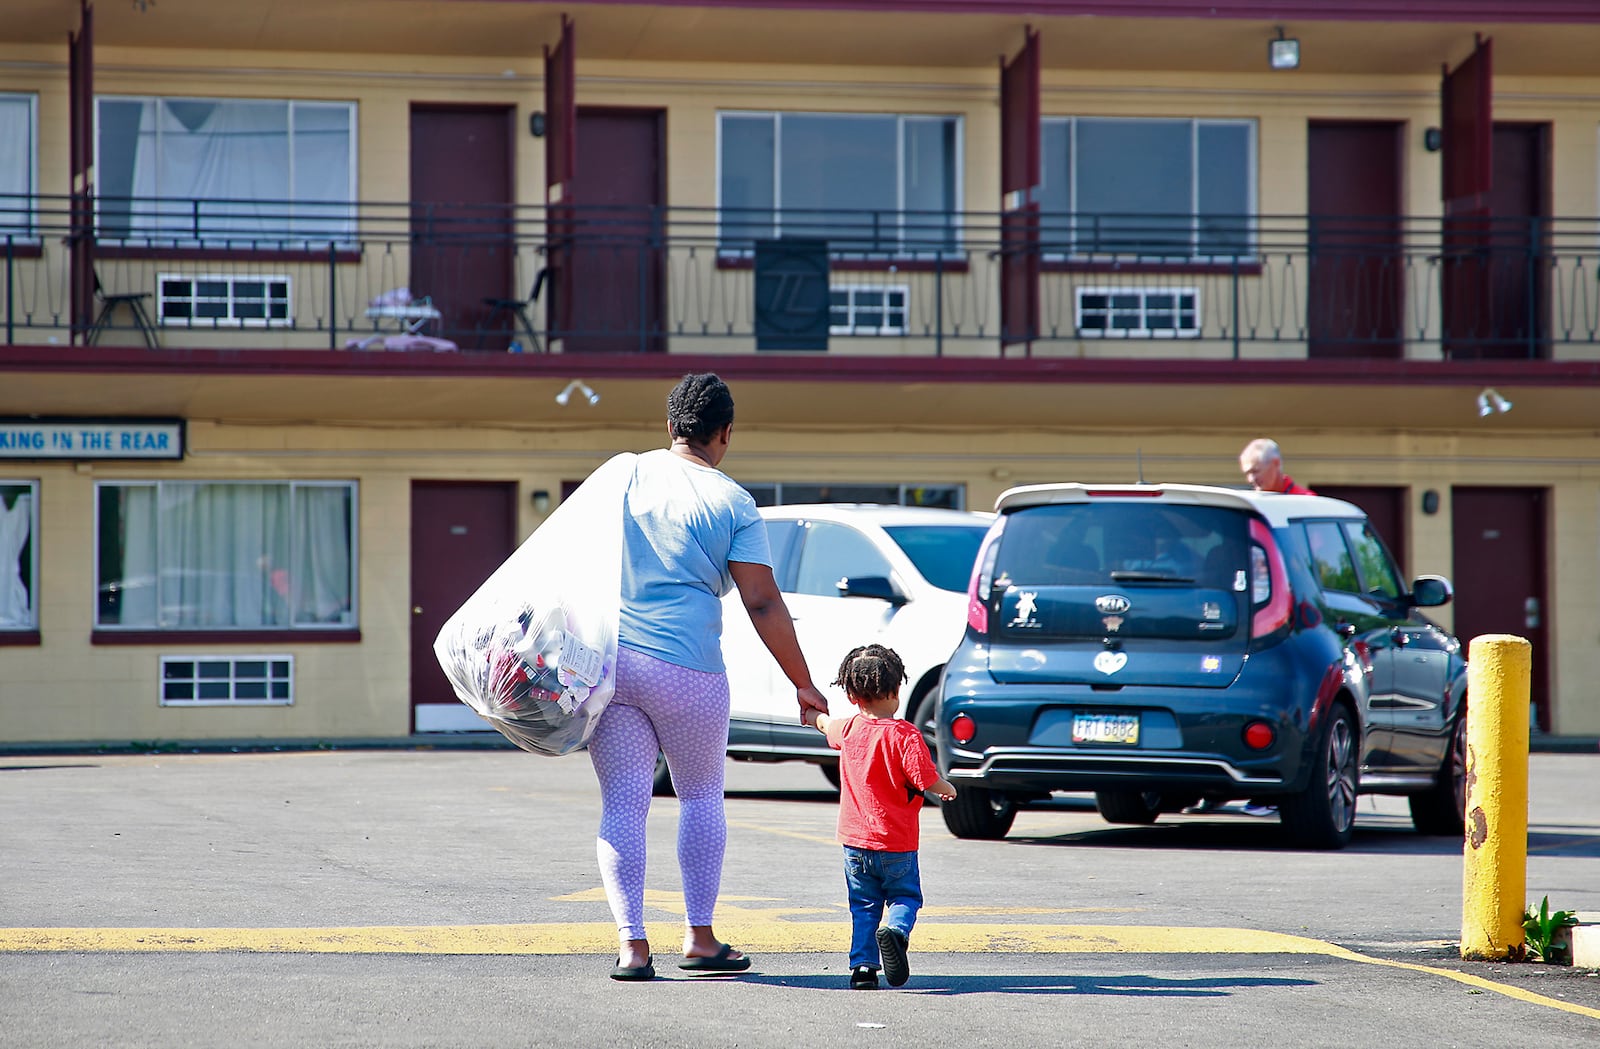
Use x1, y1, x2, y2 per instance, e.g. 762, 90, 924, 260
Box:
832, 644, 907, 703
667, 373, 736, 442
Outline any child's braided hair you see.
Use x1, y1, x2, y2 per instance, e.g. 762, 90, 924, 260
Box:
832, 644, 907, 703
667, 372, 735, 442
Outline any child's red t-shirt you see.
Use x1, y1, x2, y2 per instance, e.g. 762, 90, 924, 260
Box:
823, 714, 942, 852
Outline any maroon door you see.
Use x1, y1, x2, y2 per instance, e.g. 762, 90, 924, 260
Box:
410, 105, 515, 348
1460, 123, 1549, 360
1316, 485, 1408, 577
410, 482, 518, 731
1307, 121, 1404, 359
1450, 487, 1549, 730
562, 107, 665, 353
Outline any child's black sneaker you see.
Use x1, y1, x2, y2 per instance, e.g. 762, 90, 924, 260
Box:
849, 965, 879, 990
876, 928, 910, 987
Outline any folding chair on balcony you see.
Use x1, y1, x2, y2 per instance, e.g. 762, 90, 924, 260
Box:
482, 268, 546, 353
87, 273, 159, 350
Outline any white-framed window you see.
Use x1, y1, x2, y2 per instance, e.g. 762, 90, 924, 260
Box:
159, 654, 294, 706
95, 480, 357, 631
1076, 287, 1200, 338
718, 111, 962, 255
830, 284, 908, 335
94, 96, 356, 246
0, 93, 38, 240
157, 273, 292, 328
742, 482, 964, 510
0, 480, 37, 630
1040, 117, 1256, 260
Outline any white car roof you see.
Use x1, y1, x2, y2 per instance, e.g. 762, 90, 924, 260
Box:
994, 483, 1363, 529
759, 503, 992, 526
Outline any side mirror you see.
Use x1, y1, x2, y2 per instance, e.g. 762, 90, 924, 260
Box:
1410, 575, 1453, 608
836, 575, 908, 605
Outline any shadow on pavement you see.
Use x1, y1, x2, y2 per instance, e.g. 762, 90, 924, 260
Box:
1003, 821, 1600, 857
740, 972, 1318, 996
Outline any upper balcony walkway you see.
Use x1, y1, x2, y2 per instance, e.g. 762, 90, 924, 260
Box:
4, 195, 1599, 365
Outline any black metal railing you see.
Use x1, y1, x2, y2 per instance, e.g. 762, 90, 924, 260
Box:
3, 194, 1597, 359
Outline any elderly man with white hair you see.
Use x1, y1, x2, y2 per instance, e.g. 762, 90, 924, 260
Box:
1239, 438, 1316, 496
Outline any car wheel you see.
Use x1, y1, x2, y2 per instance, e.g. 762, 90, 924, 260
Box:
1095, 790, 1162, 825
940, 785, 1017, 840
1279, 704, 1358, 849
651, 751, 674, 797
821, 763, 841, 790
1409, 711, 1468, 836
910, 679, 941, 757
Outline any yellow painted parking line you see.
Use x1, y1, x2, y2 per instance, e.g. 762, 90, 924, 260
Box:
2, 919, 1595, 1019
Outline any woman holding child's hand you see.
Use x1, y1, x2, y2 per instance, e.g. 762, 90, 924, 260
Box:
588, 373, 827, 983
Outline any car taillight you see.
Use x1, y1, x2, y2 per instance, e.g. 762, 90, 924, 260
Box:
1243, 720, 1276, 750
950, 713, 977, 744
966, 518, 1005, 633
1248, 518, 1292, 639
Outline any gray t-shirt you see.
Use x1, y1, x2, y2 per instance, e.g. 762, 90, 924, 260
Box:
617, 448, 772, 673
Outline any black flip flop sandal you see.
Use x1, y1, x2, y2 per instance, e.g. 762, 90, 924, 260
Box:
678, 943, 751, 972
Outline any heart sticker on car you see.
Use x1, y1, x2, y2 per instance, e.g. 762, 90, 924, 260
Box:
1093, 651, 1128, 675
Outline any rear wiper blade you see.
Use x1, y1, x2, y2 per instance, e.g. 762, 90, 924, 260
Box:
1109, 571, 1194, 583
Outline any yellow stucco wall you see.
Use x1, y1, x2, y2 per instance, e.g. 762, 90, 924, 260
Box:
4, 417, 1600, 741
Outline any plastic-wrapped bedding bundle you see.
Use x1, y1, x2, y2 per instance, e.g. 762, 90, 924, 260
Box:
433, 452, 636, 756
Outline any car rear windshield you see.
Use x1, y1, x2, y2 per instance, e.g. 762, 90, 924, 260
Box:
882, 525, 990, 592
993, 502, 1248, 588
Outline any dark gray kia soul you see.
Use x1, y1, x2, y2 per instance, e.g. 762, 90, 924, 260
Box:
936, 483, 1467, 849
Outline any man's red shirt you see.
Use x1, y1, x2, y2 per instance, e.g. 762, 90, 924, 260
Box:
823, 714, 942, 852
1278, 475, 1316, 496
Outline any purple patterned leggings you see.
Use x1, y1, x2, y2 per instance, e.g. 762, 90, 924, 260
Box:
589, 646, 731, 941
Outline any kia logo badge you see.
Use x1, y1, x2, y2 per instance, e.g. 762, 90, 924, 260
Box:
1095, 594, 1131, 614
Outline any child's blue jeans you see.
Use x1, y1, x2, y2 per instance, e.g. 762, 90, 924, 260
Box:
842, 846, 923, 970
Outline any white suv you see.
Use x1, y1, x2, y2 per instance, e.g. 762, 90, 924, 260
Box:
656, 504, 991, 792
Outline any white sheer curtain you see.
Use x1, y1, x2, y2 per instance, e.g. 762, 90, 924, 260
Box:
0, 94, 34, 236
0, 489, 32, 627
158, 483, 291, 628
113, 98, 352, 241
292, 486, 353, 624
101, 482, 352, 629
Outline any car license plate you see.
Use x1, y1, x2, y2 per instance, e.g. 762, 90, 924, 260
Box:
1072, 713, 1139, 746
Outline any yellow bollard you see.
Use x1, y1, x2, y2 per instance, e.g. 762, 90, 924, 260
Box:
1460, 634, 1532, 961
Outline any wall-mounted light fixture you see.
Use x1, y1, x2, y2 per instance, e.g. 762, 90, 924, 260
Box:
1477, 388, 1513, 417
531, 489, 551, 514
555, 380, 599, 407
528, 111, 546, 138
1268, 26, 1300, 71
1423, 127, 1443, 152
1420, 489, 1440, 515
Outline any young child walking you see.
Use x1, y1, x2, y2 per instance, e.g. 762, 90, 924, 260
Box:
802, 644, 957, 989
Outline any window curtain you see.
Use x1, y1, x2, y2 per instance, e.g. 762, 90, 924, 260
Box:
157, 483, 291, 628
291, 486, 353, 625
0, 490, 31, 627
99, 98, 352, 242
0, 95, 33, 236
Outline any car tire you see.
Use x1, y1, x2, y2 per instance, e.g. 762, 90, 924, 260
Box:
1095, 790, 1162, 825
940, 785, 1017, 840
651, 752, 674, 797
1409, 710, 1468, 836
821, 763, 841, 790
910, 679, 942, 757
1279, 703, 1359, 849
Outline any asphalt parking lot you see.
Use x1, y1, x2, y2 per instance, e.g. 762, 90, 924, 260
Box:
2, 747, 1596, 1048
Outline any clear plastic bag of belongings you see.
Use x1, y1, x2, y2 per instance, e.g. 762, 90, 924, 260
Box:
433, 452, 636, 756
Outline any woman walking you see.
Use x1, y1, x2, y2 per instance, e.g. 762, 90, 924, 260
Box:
591, 372, 828, 981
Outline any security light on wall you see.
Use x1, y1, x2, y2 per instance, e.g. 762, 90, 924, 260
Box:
1269, 27, 1300, 71
1477, 388, 1513, 417
555, 379, 599, 407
